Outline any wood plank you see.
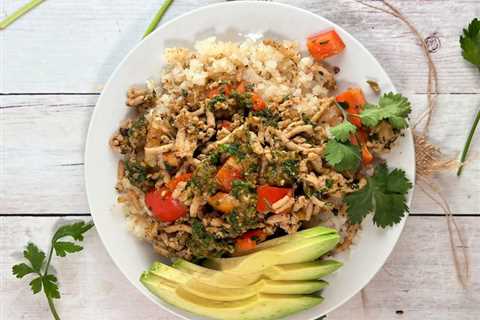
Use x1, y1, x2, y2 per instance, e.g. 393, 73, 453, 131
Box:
1, 0, 480, 94
1, 216, 478, 319
2, 94, 479, 215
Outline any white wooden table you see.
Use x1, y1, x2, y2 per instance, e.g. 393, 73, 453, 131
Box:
1, 1, 479, 319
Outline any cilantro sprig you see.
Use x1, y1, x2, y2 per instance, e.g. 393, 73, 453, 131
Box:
460, 18, 480, 69
345, 164, 412, 228
458, 18, 480, 176
325, 104, 360, 172
12, 221, 94, 320
360, 93, 412, 129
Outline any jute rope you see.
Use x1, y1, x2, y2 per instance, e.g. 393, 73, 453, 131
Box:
354, 0, 470, 288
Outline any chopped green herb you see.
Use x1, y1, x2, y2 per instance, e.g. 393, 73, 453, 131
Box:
231, 180, 255, 198
360, 93, 412, 129
254, 109, 280, 127
208, 94, 227, 108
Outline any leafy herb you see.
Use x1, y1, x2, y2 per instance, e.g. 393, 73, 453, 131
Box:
460, 18, 480, 68
231, 92, 253, 109
208, 94, 227, 108
12, 221, 94, 320
143, 0, 175, 38
0, 0, 45, 30
218, 143, 242, 158
360, 93, 412, 129
324, 140, 361, 172
254, 109, 280, 127
457, 19, 480, 176
330, 121, 357, 142
325, 179, 333, 189
231, 180, 255, 198
282, 159, 300, 178
345, 164, 412, 228
124, 159, 156, 191
189, 220, 233, 258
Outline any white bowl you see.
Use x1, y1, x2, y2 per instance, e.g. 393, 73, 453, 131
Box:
85, 2, 415, 319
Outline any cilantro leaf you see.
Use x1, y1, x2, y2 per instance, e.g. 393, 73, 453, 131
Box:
24, 243, 45, 273
29, 276, 43, 294
460, 18, 480, 67
12, 220, 94, 319
360, 93, 412, 129
43, 274, 60, 299
53, 221, 94, 242
325, 140, 361, 172
345, 164, 413, 228
54, 241, 83, 257
12, 263, 34, 279
330, 121, 357, 142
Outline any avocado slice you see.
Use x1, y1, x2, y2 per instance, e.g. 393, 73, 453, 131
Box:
149, 262, 327, 301
141, 271, 323, 320
245, 226, 337, 254
204, 233, 340, 273
174, 259, 342, 285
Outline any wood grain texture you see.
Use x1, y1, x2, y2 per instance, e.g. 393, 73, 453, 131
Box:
1, 94, 479, 215
1, 216, 478, 320
1, 0, 480, 94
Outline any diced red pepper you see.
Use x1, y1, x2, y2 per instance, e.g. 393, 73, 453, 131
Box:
252, 93, 266, 111
215, 157, 243, 192
145, 188, 187, 222
307, 30, 346, 60
336, 88, 367, 128
219, 120, 233, 130
256, 185, 293, 213
166, 173, 192, 191
361, 145, 374, 165
236, 81, 246, 93
235, 238, 256, 252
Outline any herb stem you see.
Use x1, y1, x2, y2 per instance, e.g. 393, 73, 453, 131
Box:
457, 107, 480, 176
0, 0, 45, 30
142, 0, 174, 38
46, 294, 61, 320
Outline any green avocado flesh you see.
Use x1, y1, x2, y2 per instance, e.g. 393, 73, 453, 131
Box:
204, 233, 340, 273
173, 259, 342, 285
140, 226, 342, 320
149, 262, 327, 301
245, 226, 338, 254
141, 272, 323, 320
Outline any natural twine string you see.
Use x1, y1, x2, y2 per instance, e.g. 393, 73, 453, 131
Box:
354, 0, 470, 288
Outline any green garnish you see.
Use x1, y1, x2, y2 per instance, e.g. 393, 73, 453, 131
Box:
12, 221, 94, 320
330, 121, 357, 142
457, 18, 480, 176
231, 180, 255, 198
460, 18, 480, 69
282, 159, 300, 178
324, 140, 361, 172
208, 94, 227, 108
142, 0, 175, 38
360, 93, 412, 129
0, 0, 45, 30
345, 164, 412, 228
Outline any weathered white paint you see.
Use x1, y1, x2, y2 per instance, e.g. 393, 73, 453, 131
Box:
0, 0, 479, 94
1, 94, 479, 214
1, 216, 478, 320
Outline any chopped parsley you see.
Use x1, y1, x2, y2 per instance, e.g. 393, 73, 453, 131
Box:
231, 180, 255, 198
360, 93, 412, 129
208, 94, 227, 109
124, 159, 156, 191
254, 109, 280, 127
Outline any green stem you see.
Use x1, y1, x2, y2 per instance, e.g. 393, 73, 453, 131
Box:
0, 0, 45, 30
457, 107, 480, 176
45, 294, 61, 320
42, 242, 60, 319
142, 0, 174, 38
